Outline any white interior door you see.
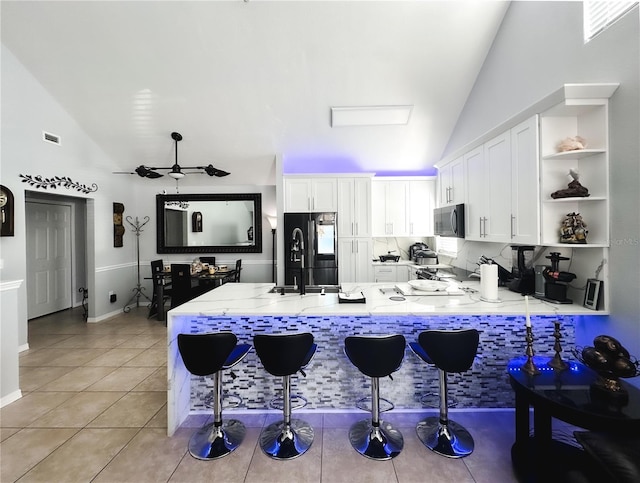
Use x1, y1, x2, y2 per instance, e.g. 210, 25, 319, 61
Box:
26, 201, 72, 319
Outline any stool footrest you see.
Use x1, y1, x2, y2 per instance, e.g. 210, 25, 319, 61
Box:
355, 395, 394, 413
269, 394, 308, 411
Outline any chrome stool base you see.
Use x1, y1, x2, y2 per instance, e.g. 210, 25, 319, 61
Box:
259, 418, 314, 460
349, 419, 404, 460
189, 419, 246, 460
416, 416, 474, 458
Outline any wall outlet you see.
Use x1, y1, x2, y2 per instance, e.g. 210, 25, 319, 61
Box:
109, 291, 116, 303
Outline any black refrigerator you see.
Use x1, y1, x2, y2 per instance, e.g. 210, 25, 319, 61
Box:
284, 212, 338, 286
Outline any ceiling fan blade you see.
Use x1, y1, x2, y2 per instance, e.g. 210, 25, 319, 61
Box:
202, 164, 230, 177
121, 134, 230, 180
135, 165, 164, 178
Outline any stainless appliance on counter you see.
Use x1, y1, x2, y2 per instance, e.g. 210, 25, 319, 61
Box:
434, 203, 465, 238
410, 242, 438, 265
284, 212, 338, 286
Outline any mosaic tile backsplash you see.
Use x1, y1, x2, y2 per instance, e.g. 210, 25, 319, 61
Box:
182, 314, 576, 412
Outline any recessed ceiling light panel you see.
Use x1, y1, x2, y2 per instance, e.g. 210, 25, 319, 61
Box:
330, 105, 413, 127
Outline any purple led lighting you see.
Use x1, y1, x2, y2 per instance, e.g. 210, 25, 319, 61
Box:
282, 154, 437, 176
283, 154, 363, 174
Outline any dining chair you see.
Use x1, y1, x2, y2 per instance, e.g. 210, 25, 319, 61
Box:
149, 259, 171, 318
170, 264, 199, 309
223, 259, 242, 283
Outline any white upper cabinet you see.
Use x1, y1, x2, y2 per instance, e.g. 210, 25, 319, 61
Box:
371, 179, 409, 236
407, 179, 436, 236
464, 146, 485, 241
465, 116, 539, 244
284, 177, 338, 212
337, 177, 371, 237
437, 156, 464, 207
510, 116, 540, 244
371, 178, 435, 237
483, 131, 512, 241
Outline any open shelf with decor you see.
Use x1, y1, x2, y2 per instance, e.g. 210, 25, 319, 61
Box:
539, 87, 615, 247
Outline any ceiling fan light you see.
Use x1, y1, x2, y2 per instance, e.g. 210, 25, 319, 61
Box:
168, 171, 185, 179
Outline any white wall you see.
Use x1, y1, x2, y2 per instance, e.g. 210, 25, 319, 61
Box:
0, 45, 139, 332
443, 3, 640, 371
1, 44, 278, 332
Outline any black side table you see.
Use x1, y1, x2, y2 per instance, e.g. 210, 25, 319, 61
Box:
508, 356, 640, 482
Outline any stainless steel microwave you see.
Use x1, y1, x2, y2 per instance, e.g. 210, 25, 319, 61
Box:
434, 204, 465, 238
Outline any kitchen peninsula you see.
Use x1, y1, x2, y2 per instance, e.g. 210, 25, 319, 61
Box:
167, 282, 603, 436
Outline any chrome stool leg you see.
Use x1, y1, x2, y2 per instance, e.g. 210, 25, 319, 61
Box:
416, 369, 474, 458
349, 377, 404, 460
260, 375, 314, 460
189, 370, 246, 460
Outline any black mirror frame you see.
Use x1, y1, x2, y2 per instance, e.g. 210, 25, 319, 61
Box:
156, 193, 262, 254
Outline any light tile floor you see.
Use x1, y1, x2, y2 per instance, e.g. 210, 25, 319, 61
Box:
1, 307, 529, 483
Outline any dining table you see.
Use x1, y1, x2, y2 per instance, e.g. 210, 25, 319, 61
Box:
147, 268, 237, 322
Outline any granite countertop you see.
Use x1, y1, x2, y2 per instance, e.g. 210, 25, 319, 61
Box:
167, 282, 603, 317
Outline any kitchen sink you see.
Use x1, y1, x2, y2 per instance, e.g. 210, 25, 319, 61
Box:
269, 285, 341, 294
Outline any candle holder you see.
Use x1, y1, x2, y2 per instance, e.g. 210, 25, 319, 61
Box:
548, 321, 569, 371
521, 325, 541, 375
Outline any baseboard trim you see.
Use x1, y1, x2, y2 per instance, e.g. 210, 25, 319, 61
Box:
1, 390, 23, 408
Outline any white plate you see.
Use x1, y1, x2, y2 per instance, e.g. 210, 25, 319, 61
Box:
407, 280, 451, 292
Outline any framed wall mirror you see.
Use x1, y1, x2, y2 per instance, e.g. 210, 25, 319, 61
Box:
156, 193, 262, 253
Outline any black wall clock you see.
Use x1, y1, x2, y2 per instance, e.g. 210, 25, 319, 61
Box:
0, 185, 15, 237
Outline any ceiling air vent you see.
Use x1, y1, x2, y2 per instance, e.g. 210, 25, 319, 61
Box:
43, 131, 61, 145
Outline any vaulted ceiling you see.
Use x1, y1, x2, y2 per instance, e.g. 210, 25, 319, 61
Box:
1, 1, 509, 185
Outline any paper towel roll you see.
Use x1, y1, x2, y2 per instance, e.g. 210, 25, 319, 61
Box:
480, 264, 499, 301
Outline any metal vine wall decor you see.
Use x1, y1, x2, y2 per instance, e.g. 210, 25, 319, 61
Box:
19, 174, 98, 193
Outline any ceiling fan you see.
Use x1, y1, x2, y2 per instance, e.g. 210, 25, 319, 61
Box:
114, 132, 230, 179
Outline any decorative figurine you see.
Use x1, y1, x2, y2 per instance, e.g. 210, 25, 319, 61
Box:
560, 212, 588, 244
556, 135, 587, 152
573, 335, 640, 403
551, 168, 590, 199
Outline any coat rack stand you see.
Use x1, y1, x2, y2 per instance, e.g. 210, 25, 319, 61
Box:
123, 215, 151, 312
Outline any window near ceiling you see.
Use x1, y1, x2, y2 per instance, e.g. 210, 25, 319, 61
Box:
583, 1, 638, 42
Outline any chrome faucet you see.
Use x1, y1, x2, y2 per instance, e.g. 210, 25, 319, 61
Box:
291, 227, 306, 295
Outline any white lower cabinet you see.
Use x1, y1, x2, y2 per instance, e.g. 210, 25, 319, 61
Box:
373, 265, 397, 283
338, 238, 372, 283
373, 264, 411, 283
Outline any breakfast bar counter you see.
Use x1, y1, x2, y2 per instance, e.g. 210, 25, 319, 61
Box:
167, 281, 600, 317
167, 282, 603, 436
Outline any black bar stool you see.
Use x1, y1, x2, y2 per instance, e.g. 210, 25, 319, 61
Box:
344, 334, 406, 460
253, 332, 317, 460
414, 329, 479, 458
177, 332, 251, 460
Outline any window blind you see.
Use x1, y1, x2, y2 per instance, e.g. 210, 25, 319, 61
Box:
584, 1, 638, 42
